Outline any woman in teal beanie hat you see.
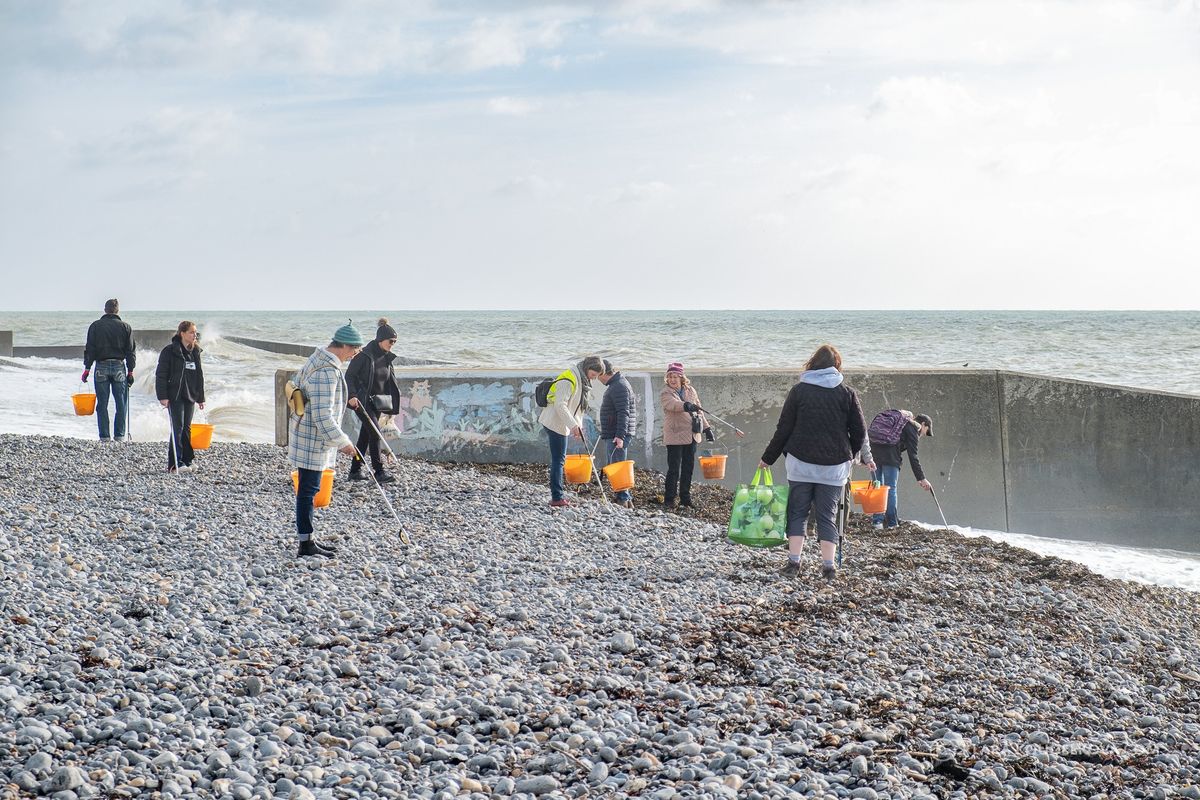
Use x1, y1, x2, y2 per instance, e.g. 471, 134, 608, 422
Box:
286, 319, 364, 557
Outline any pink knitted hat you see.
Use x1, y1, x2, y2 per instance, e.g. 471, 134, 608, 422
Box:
666, 362, 685, 375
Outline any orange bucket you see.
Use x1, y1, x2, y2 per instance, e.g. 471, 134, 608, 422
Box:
602, 460, 635, 491
191, 423, 214, 450
859, 485, 889, 514
699, 455, 727, 480
850, 480, 872, 504
72, 393, 97, 416
564, 454, 593, 484
292, 469, 335, 508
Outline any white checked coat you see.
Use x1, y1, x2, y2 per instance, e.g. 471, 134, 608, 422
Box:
288, 348, 353, 471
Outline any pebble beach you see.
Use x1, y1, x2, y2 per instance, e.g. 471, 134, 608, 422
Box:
2, 435, 1199, 799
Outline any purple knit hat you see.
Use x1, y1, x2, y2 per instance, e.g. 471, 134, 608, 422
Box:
666, 362, 685, 376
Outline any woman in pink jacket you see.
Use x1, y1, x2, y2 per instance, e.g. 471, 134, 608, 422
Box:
658, 362, 711, 507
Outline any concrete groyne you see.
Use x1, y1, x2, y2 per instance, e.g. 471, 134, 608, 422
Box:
0, 330, 177, 359
274, 367, 1200, 552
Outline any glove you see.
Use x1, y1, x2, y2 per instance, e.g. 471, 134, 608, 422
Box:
703, 427, 715, 442
682, 401, 699, 413
126, 371, 135, 387
81, 369, 90, 382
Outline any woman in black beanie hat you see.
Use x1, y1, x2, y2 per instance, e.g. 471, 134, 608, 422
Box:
345, 317, 402, 482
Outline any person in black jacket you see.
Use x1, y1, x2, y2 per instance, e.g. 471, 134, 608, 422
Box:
345, 318, 402, 483
869, 410, 933, 530
759, 344, 865, 582
82, 298, 137, 442
155, 320, 205, 472
598, 360, 638, 508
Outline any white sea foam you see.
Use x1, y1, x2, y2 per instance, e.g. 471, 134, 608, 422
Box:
916, 522, 1200, 593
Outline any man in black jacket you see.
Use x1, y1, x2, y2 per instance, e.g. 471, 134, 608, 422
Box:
598, 360, 637, 508
82, 299, 136, 441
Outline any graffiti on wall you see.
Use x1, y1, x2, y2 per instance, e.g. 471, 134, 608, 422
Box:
382, 379, 561, 448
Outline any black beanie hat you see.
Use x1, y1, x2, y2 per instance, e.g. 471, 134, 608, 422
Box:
375, 317, 397, 343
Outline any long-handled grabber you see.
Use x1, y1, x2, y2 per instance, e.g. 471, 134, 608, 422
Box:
928, 485, 950, 528
352, 407, 411, 545
164, 405, 181, 473
582, 431, 609, 504
696, 407, 746, 438
357, 404, 401, 464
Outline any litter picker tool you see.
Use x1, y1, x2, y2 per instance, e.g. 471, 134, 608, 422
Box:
695, 407, 746, 438
928, 485, 949, 528
353, 406, 411, 545
164, 405, 181, 473
582, 429, 609, 504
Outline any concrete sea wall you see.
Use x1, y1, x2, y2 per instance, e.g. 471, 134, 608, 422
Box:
0, 330, 177, 359
274, 367, 1200, 553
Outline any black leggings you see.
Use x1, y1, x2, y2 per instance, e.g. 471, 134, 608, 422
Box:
166, 401, 195, 469
353, 405, 382, 471
665, 442, 696, 502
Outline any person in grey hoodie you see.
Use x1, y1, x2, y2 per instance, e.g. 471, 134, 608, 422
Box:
759, 344, 866, 581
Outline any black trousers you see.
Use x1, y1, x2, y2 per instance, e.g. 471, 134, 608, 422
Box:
352, 405, 382, 472
167, 400, 195, 469
665, 442, 696, 502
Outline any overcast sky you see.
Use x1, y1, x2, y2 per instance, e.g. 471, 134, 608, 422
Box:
2, 0, 1199, 310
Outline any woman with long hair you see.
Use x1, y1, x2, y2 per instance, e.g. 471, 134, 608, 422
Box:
759, 344, 865, 581
155, 320, 205, 472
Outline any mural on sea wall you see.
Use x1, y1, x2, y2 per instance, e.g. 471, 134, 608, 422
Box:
383, 379, 557, 445
328, 372, 625, 461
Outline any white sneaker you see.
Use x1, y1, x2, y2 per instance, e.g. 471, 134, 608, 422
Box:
872, 522, 883, 531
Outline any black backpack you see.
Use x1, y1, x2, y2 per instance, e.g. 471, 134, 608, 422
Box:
534, 375, 574, 408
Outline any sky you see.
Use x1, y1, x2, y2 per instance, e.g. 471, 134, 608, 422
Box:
2, 0, 1199, 311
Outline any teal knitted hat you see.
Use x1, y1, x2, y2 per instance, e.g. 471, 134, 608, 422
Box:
332, 319, 365, 346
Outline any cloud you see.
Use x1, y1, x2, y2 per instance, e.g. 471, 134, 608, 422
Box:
488, 95, 540, 115
612, 180, 673, 204
73, 107, 236, 167
867, 76, 987, 124
1, 2, 587, 76
494, 174, 559, 198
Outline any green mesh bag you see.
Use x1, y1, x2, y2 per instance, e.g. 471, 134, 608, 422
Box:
727, 467, 789, 548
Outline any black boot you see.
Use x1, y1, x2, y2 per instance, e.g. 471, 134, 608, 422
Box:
349, 464, 367, 481
297, 540, 333, 558
374, 469, 397, 485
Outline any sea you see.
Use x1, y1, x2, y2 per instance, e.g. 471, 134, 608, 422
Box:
2, 309, 1198, 590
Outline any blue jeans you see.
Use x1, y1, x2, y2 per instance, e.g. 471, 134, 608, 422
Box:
295, 467, 323, 542
545, 426, 567, 502
93, 360, 128, 440
872, 465, 900, 527
604, 439, 632, 502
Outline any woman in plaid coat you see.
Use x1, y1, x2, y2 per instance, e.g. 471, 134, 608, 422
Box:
288, 322, 364, 558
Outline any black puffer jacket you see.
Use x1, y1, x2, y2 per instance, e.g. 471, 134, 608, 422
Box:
761, 380, 865, 467
84, 314, 136, 370
155, 335, 204, 404
871, 420, 925, 481
346, 340, 401, 414
599, 372, 637, 440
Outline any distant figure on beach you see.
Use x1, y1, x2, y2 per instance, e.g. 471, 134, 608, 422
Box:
155, 321, 205, 472
539, 355, 604, 508
288, 321, 364, 557
758, 344, 866, 581
82, 298, 136, 442
345, 318, 402, 484
598, 359, 637, 509
867, 408, 933, 530
659, 362, 711, 509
